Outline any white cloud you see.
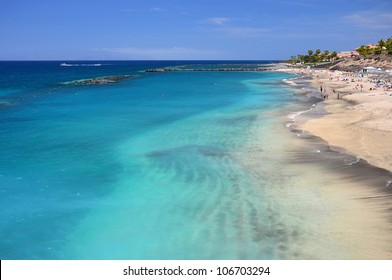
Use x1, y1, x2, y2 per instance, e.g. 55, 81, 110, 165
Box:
205, 17, 230, 25
344, 11, 392, 30
96, 47, 223, 59
151, 7, 167, 12
121, 6, 167, 13
200, 17, 269, 37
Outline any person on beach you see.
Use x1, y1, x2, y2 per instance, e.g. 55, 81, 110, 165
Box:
332, 88, 339, 99
320, 85, 323, 98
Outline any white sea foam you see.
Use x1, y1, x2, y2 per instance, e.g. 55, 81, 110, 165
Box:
282, 78, 298, 86
60, 63, 101, 67
344, 156, 360, 166
287, 107, 313, 120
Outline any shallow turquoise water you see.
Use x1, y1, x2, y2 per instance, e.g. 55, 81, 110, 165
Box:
0, 61, 328, 259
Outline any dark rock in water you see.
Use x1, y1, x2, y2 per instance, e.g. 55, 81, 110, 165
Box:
0, 101, 12, 107
218, 115, 257, 125
65, 75, 135, 85
145, 68, 168, 72
147, 145, 227, 158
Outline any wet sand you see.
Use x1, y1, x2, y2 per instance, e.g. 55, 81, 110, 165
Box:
302, 69, 392, 172
277, 66, 392, 171
265, 72, 392, 259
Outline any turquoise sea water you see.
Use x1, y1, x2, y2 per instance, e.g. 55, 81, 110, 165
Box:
1, 61, 390, 260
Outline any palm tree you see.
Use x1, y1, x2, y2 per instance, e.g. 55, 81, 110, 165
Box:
356, 45, 372, 56
330, 51, 337, 60
308, 50, 313, 56
298, 54, 304, 64
385, 38, 392, 54
377, 39, 385, 49
323, 50, 330, 61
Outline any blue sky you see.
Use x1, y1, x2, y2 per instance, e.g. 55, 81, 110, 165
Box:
1, 0, 391, 60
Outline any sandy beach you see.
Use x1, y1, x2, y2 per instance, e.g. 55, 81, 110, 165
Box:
284, 67, 392, 172
272, 65, 392, 259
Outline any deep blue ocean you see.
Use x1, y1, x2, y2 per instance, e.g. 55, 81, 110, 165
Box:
0, 61, 347, 259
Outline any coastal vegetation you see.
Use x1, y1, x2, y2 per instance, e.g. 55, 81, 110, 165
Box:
356, 37, 392, 56
289, 49, 337, 64
289, 37, 392, 64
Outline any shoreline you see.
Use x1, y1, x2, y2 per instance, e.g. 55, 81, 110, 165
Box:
279, 66, 392, 173
271, 69, 392, 259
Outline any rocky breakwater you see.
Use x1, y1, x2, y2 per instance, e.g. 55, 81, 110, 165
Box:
145, 67, 270, 72
64, 75, 136, 85
144, 63, 277, 73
